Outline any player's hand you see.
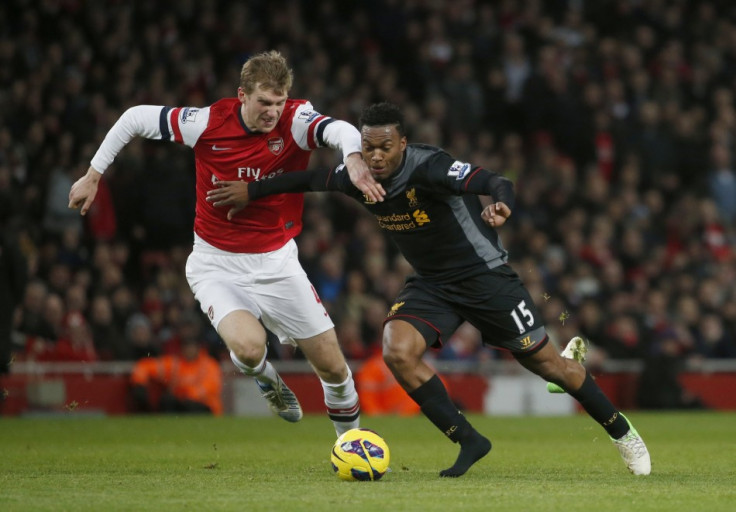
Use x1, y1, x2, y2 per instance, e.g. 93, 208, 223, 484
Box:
481, 201, 511, 228
68, 166, 102, 216
345, 152, 385, 202
206, 181, 250, 220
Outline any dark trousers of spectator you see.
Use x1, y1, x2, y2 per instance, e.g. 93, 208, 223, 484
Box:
1, 229, 28, 377
158, 392, 212, 414
637, 356, 704, 410
130, 384, 212, 414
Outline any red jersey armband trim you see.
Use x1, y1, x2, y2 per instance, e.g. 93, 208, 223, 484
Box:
306, 115, 327, 149
169, 108, 183, 143
463, 167, 483, 191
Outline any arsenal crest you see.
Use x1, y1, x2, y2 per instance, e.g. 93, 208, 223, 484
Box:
268, 137, 284, 155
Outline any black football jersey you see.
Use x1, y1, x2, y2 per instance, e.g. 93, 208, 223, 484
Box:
250, 143, 514, 283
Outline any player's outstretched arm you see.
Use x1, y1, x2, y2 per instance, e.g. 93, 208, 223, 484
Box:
70, 105, 191, 216
208, 167, 336, 220
68, 166, 102, 216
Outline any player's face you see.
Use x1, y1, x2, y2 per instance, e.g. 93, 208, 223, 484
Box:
360, 124, 407, 181
238, 83, 288, 133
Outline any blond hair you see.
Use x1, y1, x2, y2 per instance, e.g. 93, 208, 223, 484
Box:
239, 50, 293, 95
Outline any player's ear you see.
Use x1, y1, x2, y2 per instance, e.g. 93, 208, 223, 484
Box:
400, 136, 407, 151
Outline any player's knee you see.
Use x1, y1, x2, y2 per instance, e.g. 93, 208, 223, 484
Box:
323, 367, 349, 384
382, 337, 418, 372
314, 357, 349, 383
229, 340, 267, 367
382, 320, 425, 372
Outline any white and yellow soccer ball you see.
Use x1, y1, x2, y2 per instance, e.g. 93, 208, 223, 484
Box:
330, 428, 390, 481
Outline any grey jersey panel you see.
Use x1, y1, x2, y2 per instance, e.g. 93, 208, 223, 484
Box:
383, 145, 438, 198
446, 195, 508, 271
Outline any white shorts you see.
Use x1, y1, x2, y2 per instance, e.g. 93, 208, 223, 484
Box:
185, 237, 333, 345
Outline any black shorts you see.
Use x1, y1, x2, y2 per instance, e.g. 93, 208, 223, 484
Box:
385, 264, 548, 356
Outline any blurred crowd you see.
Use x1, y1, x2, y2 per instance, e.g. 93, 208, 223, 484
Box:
1, 0, 735, 401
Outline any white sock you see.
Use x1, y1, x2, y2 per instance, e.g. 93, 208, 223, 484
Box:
230, 350, 280, 386
321, 367, 361, 436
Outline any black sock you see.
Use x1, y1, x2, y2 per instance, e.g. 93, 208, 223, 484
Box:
409, 375, 491, 477
569, 372, 629, 439
409, 375, 473, 442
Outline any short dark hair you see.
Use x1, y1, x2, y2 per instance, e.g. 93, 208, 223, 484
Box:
359, 102, 405, 137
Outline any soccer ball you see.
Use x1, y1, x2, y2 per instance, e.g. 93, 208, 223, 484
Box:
330, 428, 390, 481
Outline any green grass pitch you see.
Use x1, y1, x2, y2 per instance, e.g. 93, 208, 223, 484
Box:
1, 412, 734, 511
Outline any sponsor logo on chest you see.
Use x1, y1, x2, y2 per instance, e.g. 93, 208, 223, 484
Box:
370, 187, 431, 231
210, 167, 285, 184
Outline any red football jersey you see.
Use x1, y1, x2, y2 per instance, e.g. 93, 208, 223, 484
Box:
172, 98, 332, 252
91, 98, 352, 253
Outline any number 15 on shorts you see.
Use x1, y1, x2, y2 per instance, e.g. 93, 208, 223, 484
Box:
510, 300, 534, 334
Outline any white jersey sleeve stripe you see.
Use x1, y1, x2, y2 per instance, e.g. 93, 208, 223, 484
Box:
90, 105, 166, 174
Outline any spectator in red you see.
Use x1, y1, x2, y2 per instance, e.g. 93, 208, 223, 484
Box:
32, 311, 97, 362
24, 293, 66, 361
49, 312, 97, 362
84, 171, 117, 242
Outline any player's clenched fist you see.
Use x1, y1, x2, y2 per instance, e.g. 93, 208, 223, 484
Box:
481, 201, 511, 228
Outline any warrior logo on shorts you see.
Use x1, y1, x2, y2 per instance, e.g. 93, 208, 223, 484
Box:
268, 137, 284, 155
207, 305, 214, 321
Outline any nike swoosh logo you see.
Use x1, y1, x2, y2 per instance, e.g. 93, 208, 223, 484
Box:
212, 145, 232, 151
